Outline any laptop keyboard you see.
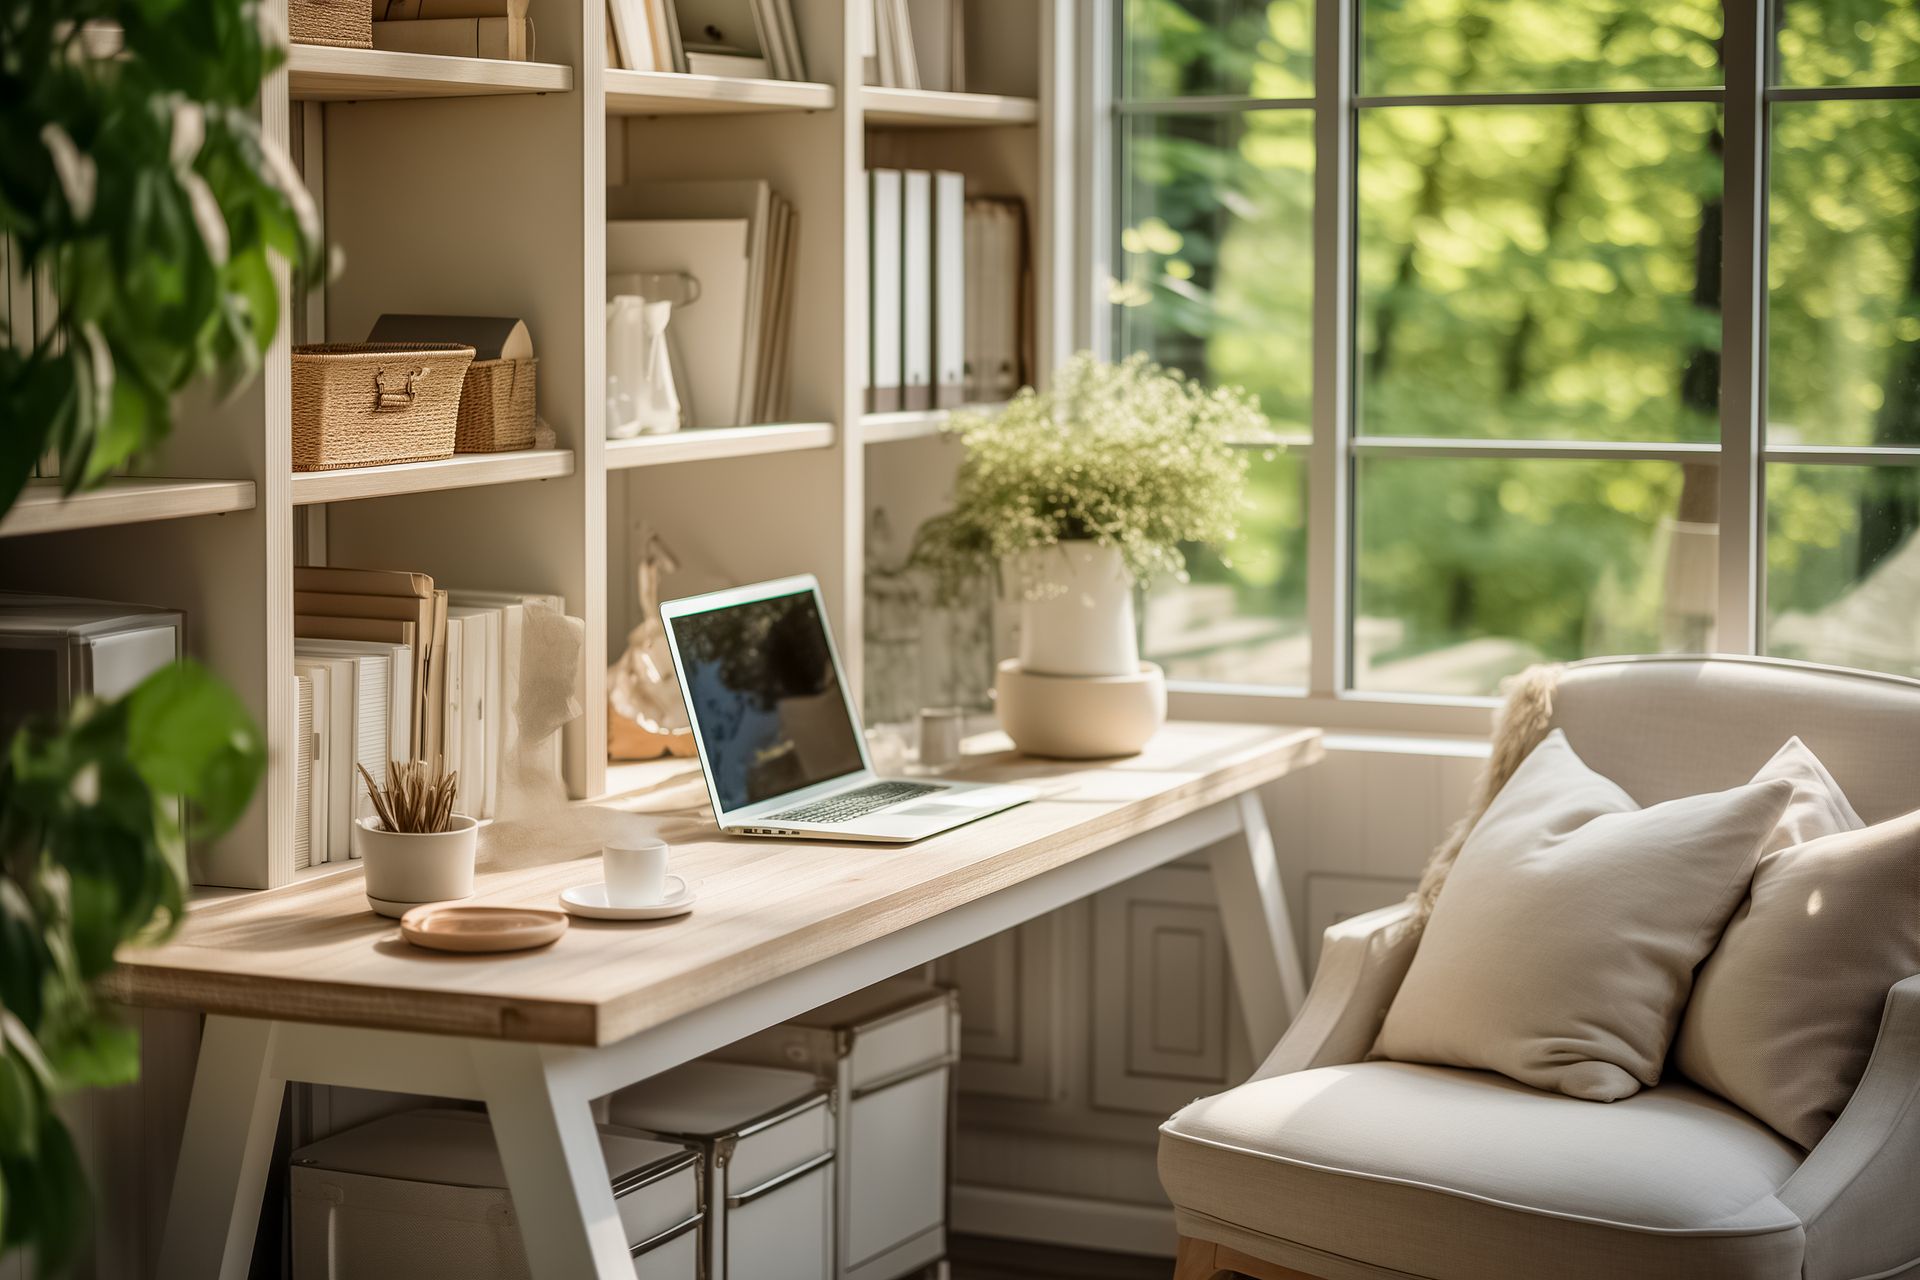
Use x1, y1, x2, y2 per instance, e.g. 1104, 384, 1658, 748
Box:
769, 781, 945, 824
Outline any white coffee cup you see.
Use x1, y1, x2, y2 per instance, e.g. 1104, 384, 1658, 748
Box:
604, 837, 670, 907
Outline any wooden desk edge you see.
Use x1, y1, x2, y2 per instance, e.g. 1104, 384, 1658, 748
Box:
108, 727, 1323, 1048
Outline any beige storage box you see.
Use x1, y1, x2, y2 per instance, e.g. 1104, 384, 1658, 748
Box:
712, 979, 959, 1280
289, 0, 372, 47
289, 1108, 703, 1279
291, 342, 473, 471
612, 1062, 836, 1280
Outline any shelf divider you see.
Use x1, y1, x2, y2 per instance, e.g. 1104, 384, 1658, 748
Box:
606, 422, 835, 469
606, 69, 835, 116
288, 45, 573, 102
861, 87, 1040, 127
290, 448, 575, 505
0, 478, 256, 538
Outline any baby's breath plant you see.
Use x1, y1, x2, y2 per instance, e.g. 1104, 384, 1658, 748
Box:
911, 353, 1271, 602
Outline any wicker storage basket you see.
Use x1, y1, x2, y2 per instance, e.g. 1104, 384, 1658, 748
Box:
289, 0, 371, 48
455, 357, 537, 453
292, 343, 474, 472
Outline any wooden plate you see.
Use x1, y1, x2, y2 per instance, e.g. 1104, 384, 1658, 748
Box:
399, 904, 568, 953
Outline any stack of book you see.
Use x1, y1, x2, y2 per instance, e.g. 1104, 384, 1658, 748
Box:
607, 0, 806, 80
371, 0, 534, 61
865, 0, 964, 91
608, 179, 798, 428
865, 171, 1026, 413
292, 567, 564, 865
5, 235, 62, 478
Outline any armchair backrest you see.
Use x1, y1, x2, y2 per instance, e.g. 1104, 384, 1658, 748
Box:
1548, 655, 1920, 823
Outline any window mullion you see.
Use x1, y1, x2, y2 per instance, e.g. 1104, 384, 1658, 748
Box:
1307, 0, 1357, 697
1717, 0, 1770, 655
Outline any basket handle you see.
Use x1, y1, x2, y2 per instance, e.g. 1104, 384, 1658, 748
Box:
373, 366, 427, 412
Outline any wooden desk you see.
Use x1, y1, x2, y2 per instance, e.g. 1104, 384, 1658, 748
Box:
118, 722, 1321, 1280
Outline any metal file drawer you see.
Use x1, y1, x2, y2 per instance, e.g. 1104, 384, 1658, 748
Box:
289, 1107, 703, 1279
612, 1061, 836, 1280
712, 979, 959, 1280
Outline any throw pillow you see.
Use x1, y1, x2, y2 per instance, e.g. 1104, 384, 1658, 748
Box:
1373, 729, 1793, 1102
1675, 768, 1918, 1148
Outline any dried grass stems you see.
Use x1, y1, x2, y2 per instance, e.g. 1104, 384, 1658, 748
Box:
359, 758, 460, 834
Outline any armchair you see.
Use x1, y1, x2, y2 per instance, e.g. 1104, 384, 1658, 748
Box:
1160, 656, 1920, 1280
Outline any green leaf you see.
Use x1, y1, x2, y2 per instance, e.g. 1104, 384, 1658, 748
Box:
0, 1052, 36, 1159
124, 660, 265, 838
44, 1019, 139, 1092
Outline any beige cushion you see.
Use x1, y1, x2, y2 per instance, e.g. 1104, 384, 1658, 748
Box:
1375, 730, 1792, 1101
1676, 789, 1920, 1149
1159, 1061, 1805, 1280
1749, 736, 1863, 855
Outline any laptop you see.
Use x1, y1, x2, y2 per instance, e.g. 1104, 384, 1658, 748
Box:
661, 575, 1032, 842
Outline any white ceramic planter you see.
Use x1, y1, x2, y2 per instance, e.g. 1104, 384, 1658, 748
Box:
1015, 540, 1139, 678
355, 815, 479, 916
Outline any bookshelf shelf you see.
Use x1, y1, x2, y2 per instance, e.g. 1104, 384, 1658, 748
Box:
605, 69, 835, 116
287, 46, 574, 102
0, 478, 256, 538
290, 449, 576, 505
860, 403, 1004, 443
861, 87, 1040, 127
605, 422, 836, 469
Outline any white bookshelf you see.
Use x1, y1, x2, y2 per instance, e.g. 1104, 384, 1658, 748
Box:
289, 448, 575, 504
288, 45, 573, 100
860, 403, 1008, 443
606, 68, 834, 115
606, 422, 835, 468
861, 86, 1039, 127
0, 0, 1070, 893
0, 478, 256, 538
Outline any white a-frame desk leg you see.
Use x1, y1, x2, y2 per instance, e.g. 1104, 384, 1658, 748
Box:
473, 1043, 632, 1278
157, 1016, 284, 1280
1210, 790, 1308, 1058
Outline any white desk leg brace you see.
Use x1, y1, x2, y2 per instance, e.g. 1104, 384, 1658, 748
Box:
157, 1016, 285, 1280
473, 1043, 633, 1279
1210, 790, 1308, 1058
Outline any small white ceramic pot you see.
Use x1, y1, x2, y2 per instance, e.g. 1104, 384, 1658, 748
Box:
355, 815, 479, 912
1014, 541, 1140, 678
994, 659, 1167, 759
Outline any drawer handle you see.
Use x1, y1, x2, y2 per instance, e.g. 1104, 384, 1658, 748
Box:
373, 366, 426, 412
628, 1209, 703, 1258
724, 1150, 833, 1209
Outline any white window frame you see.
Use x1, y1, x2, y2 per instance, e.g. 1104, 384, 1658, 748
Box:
1082, 0, 1920, 738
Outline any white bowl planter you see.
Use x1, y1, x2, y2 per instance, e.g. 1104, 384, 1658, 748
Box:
994, 659, 1167, 758
354, 814, 479, 916
1015, 540, 1139, 678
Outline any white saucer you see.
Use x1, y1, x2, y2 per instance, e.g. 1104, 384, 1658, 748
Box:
561, 876, 697, 921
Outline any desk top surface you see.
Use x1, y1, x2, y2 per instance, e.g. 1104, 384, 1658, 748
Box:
107, 722, 1320, 1046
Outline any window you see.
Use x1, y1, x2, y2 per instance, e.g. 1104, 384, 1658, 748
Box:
1110, 0, 1920, 705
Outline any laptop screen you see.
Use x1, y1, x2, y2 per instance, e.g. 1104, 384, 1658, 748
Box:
667, 585, 866, 812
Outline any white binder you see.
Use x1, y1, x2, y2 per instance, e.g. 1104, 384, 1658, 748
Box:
294, 657, 352, 862
866, 170, 903, 412
292, 676, 316, 873
900, 170, 933, 411
931, 170, 966, 409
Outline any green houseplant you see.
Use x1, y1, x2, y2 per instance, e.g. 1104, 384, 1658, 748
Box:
1, 2, 321, 1272
912, 353, 1270, 680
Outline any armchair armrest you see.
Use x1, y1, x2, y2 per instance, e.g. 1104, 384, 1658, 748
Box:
1250, 901, 1420, 1082
1781, 974, 1920, 1280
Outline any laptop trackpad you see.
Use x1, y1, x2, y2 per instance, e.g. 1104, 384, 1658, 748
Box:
895, 802, 980, 818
